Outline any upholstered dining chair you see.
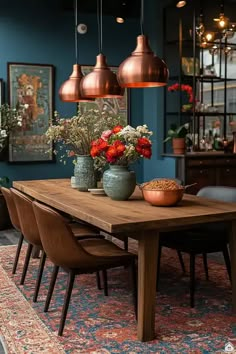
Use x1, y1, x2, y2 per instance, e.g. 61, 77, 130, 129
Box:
157, 185, 234, 308
1, 187, 24, 274
10, 188, 105, 302
32, 200, 137, 336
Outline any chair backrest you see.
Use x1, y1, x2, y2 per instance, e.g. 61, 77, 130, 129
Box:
10, 188, 41, 246
1, 187, 21, 231
197, 186, 236, 203
32, 201, 95, 268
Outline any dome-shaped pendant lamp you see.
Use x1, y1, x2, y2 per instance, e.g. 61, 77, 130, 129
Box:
59, 0, 94, 102
80, 0, 124, 98
117, 0, 169, 88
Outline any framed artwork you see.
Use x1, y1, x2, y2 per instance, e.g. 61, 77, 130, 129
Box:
7, 62, 55, 162
79, 65, 129, 125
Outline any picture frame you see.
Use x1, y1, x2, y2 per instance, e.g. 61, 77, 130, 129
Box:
7, 62, 55, 162
79, 65, 129, 125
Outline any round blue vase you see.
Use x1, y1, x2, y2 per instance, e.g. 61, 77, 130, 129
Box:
103, 165, 136, 201
74, 155, 96, 191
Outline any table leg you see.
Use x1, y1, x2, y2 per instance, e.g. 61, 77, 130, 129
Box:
137, 230, 159, 341
229, 220, 236, 312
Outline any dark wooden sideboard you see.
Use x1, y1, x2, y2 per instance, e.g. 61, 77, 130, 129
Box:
170, 152, 236, 194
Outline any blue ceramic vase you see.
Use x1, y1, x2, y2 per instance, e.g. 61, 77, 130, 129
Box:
103, 165, 136, 201
74, 155, 96, 191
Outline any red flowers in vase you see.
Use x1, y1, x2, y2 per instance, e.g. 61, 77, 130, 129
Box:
90, 124, 153, 170
168, 83, 196, 112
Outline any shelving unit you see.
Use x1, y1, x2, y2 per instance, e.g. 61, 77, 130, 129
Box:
163, 1, 236, 193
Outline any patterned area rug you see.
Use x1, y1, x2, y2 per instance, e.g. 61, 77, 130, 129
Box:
0, 243, 235, 353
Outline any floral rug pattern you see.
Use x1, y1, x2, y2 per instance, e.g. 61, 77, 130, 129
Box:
0, 243, 235, 353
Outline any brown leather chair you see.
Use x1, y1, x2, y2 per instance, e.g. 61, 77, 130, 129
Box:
10, 188, 105, 302
32, 200, 137, 336
1, 187, 24, 274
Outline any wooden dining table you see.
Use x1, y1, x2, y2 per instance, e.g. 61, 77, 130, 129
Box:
13, 179, 236, 342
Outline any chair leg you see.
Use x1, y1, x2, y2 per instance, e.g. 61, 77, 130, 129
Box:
190, 253, 195, 308
20, 243, 33, 285
131, 260, 137, 320
33, 251, 47, 302
177, 251, 186, 273
102, 270, 108, 296
12, 233, 24, 274
58, 271, 75, 336
156, 244, 162, 290
202, 253, 209, 280
124, 236, 128, 251
96, 271, 102, 290
222, 245, 231, 282
44, 265, 59, 312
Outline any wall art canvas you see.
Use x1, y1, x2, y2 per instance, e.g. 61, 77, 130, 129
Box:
79, 65, 129, 125
7, 62, 55, 162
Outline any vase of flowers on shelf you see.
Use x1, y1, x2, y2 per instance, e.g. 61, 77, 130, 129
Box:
168, 83, 195, 112
46, 108, 124, 191
91, 124, 152, 200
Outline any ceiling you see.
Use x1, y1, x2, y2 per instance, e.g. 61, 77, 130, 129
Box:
62, 0, 140, 18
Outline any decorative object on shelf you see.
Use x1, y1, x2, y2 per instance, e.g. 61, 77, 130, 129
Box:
117, 0, 168, 88
182, 57, 200, 76
8, 62, 54, 162
91, 124, 152, 200
0, 103, 24, 159
59, 0, 94, 102
74, 155, 96, 191
164, 123, 190, 154
168, 83, 195, 112
80, 0, 124, 98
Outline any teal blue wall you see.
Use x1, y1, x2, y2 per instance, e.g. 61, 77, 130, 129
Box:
0, 0, 177, 184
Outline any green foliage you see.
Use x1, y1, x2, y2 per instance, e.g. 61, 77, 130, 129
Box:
163, 123, 189, 142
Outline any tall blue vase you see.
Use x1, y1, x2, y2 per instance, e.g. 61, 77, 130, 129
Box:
74, 155, 96, 191
103, 165, 136, 201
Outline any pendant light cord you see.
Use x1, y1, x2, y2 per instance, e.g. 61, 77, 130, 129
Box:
97, 0, 103, 53
74, 0, 78, 63
140, 0, 144, 35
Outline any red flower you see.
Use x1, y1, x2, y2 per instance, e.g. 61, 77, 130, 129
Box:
90, 145, 100, 157
68, 151, 75, 157
137, 137, 151, 148
113, 125, 123, 134
141, 148, 152, 158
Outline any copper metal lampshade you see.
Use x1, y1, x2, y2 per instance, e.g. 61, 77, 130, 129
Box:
117, 35, 169, 88
80, 53, 124, 98
59, 64, 94, 102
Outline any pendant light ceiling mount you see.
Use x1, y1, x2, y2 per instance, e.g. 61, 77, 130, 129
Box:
80, 0, 124, 99
59, 0, 94, 102
117, 0, 169, 88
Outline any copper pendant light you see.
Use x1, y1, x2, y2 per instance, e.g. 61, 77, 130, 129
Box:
80, 0, 124, 98
117, 0, 169, 88
59, 0, 94, 102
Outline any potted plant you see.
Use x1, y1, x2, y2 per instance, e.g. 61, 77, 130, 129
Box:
164, 123, 190, 154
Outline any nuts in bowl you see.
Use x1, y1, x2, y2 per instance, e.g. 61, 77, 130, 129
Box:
140, 179, 184, 206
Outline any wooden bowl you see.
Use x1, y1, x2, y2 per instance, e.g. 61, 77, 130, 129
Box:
142, 188, 184, 206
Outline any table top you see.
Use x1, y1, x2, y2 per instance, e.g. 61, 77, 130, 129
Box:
13, 179, 236, 234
